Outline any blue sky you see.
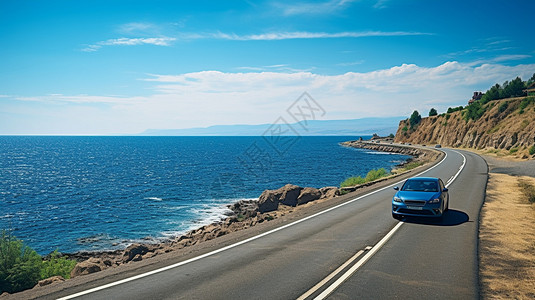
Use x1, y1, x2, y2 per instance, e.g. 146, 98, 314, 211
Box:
1, 0, 534, 134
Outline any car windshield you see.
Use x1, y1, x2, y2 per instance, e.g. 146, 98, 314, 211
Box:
401, 180, 438, 192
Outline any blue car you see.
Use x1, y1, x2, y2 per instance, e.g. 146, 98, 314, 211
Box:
392, 177, 449, 220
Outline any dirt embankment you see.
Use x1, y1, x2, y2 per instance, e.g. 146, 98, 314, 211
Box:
395, 97, 535, 159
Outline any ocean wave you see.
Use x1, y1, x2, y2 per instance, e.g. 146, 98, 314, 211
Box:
145, 197, 163, 201
365, 151, 395, 155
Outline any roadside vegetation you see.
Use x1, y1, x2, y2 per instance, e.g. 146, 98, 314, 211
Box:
340, 168, 389, 188
0, 230, 76, 294
395, 161, 423, 172
518, 179, 535, 204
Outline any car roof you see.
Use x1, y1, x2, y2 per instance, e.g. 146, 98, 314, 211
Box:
406, 177, 439, 181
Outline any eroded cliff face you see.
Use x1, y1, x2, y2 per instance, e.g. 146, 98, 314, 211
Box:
394, 97, 535, 158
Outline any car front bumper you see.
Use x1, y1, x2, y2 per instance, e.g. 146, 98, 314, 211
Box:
392, 201, 443, 217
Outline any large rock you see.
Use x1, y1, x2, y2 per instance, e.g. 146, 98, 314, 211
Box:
70, 258, 102, 278
258, 184, 304, 212
258, 189, 282, 213
320, 186, 340, 199
35, 275, 65, 287
297, 187, 321, 205
279, 184, 303, 207
122, 243, 150, 263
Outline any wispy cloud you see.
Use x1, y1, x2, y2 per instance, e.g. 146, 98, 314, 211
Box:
275, 0, 357, 16
82, 30, 431, 51
82, 37, 176, 52
236, 64, 314, 72
196, 30, 432, 41
491, 54, 531, 62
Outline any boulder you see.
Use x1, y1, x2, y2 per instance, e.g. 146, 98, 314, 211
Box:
122, 243, 150, 263
35, 275, 65, 287
297, 187, 321, 205
320, 187, 340, 199
258, 189, 282, 213
279, 184, 303, 207
70, 259, 102, 278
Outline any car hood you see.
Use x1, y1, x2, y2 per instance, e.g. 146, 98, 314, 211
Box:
396, 191, 440, 201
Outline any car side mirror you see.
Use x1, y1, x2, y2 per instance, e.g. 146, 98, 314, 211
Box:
393, 187, 399, 191
443, 188, 448, 192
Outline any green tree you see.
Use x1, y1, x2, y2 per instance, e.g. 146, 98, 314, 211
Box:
0, 231, 42, 294
504, 77, 525, 97
388, 133, 395, 138
428, 108, 438, 116
409, 110, 421, 128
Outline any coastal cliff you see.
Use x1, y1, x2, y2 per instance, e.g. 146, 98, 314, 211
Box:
394, 97, 535, 158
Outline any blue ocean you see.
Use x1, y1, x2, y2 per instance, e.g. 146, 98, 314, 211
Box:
0, 136, 409, 255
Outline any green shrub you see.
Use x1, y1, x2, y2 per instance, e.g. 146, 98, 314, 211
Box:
340, 168, 389, 187
519, 96, 535, 114
401, 126, 408, 132
463, 101, 487, 122
400, 161, 424, 171
529, 145, 535, 155
447, 106, 463, 113
0, 231, 78, 294
365, 168, 388, 182
0, 231, 42, 294
41, 250, 77, 280
498, 101, 508, 113
340, 176, 365, 187
509, 147, 518, 154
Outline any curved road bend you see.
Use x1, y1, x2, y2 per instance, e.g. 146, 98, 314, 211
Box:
53, 148, 485, 300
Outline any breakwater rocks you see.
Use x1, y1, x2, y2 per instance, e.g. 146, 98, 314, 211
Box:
340, 140, 440, 164
64, 184, 341, 279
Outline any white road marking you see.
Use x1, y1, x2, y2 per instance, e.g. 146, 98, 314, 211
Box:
297, 249, 367, 300
310, 150, 466, 299
313, 222, 404, 300
59, 150, 452, 300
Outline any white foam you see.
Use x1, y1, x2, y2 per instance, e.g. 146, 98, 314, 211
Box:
145, 197, 163, 201
365, 151, 395, 155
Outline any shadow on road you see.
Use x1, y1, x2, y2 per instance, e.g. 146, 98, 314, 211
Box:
402, 209, 470, 226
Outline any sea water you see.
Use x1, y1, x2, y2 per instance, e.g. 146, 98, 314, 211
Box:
0, 136, 408, 254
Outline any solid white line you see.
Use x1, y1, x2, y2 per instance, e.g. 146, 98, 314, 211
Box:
312, 150, 466, 299
314, 222, 404, 300
59, 150, 450, 299
297, 249, 366, 300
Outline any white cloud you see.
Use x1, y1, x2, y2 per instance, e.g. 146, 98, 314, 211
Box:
7, 62, 535, 134
207, 31, 432, 41
275, 0, 357, 16
82, 37, 176, 52
82, 29, 431, 51
491, 54, 531, 62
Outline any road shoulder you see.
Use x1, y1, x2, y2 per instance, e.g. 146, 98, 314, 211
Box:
476, 153, 535, 299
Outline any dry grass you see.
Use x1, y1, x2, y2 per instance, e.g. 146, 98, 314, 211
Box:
479, 173, 535, 299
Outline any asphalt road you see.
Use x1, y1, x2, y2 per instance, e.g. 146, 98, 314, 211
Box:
50, 148, 485, 300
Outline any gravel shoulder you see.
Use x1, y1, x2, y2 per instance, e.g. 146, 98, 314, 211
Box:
462, 149, 535, 299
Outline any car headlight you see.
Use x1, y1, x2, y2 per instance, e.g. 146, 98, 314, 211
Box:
428, 198, 440, 204
393, 197, 403, 203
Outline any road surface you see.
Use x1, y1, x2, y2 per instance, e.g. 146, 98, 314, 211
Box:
44, 148, 485, 300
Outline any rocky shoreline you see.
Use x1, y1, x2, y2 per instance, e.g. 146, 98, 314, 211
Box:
51, 140, 435, 283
